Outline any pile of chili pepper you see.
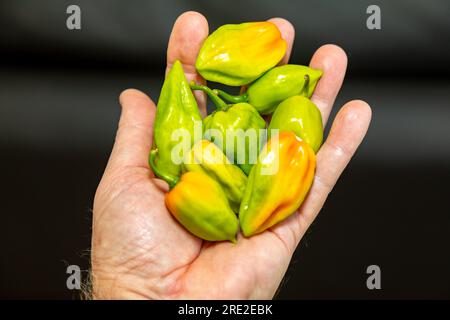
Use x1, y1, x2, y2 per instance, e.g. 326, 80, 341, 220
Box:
150, 22, 323, 242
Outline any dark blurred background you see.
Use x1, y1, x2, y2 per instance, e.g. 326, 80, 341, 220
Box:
0, 0, 449, 299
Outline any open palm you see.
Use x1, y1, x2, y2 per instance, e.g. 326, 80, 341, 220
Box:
91, 12, 371, 299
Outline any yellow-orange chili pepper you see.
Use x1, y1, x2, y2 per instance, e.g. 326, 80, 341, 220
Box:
182, 140, 247, 213
166, 171, 239, 243
239, 131, 316, 236
195, 22, 287, 86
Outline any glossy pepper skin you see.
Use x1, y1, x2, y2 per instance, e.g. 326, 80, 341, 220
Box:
165, 171, 239, 242
239, 131, 316, 237
268, 95, 323, 153
191, 84, 266, 175
195, 22, 287, 86
152, 60, 203, 182
216, 64, 322, 115
183, 140, 247, 213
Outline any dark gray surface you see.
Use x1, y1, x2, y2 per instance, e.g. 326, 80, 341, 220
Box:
0, 0, 449, 299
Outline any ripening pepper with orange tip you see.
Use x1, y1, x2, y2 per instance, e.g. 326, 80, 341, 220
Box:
195, 22, 287, 86
239, 131, 316, 237
165, 171, 239, 243
182, 140, 247, 213
149, 140, 241, 242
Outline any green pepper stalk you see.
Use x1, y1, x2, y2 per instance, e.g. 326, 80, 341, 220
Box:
213, 89, 249, 104
149, 149, 180, 189
189, 82, 230, 111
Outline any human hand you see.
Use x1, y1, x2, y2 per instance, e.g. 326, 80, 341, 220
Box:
91, 11, 371, 299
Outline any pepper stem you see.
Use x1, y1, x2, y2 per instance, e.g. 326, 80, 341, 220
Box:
190, 82, 230, 111
215, 89, 249, 104
301, 74, 310, 96
149, 149, 179, 189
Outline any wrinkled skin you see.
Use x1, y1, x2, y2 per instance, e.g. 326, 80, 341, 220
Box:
92, 11, 372, 299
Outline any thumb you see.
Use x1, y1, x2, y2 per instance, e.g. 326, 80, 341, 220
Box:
105, 89, 156, 172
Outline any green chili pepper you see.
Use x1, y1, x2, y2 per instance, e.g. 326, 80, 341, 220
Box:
195, 22, 287, 86
268, 95, 323, 153
151, 60, 203, 186
215, 64, 323, 115
191, 83, 266, 175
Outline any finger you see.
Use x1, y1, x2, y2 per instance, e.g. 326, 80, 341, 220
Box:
166, 11, 209, 114
268, 18, 295, 65
297, 100, 372, 233
105, 89, 156, 172
309, 44, 348, 126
